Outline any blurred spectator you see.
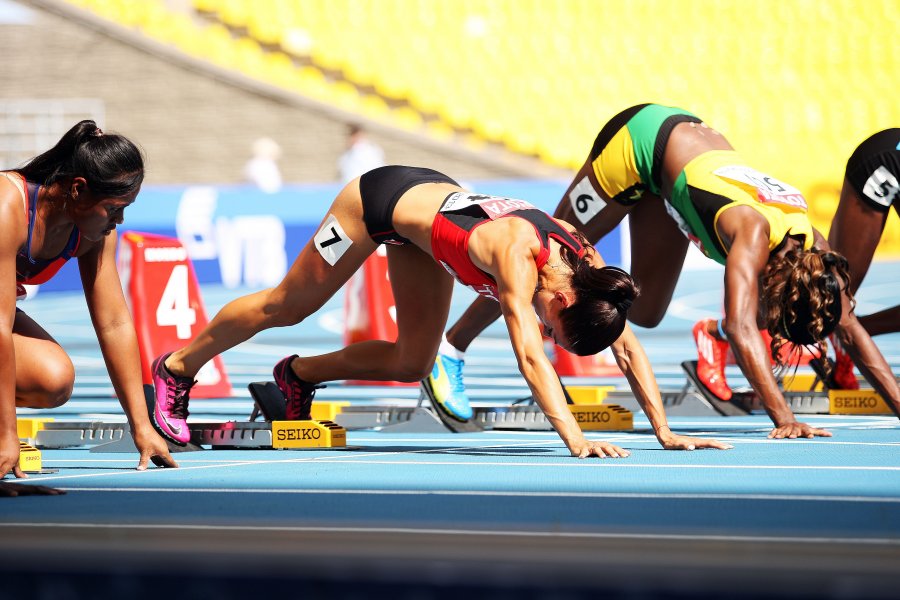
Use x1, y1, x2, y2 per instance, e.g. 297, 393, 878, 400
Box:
338, 124, 385, 184
243, 137, 283, 193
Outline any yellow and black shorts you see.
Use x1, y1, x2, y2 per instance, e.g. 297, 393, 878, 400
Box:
589, 103, 701, 204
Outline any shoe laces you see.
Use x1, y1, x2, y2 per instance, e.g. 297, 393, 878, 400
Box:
445, 359, 465, 392
287, 380, 325, 406
167, 377, 193, 420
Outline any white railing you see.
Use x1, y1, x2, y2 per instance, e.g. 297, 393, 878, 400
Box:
0, 98, 105, 170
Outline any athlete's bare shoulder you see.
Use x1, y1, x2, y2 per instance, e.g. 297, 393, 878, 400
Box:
0, 173, 27, 252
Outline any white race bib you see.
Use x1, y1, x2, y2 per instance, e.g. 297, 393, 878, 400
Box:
714, 165, 808, 211
441, 192, 535, 219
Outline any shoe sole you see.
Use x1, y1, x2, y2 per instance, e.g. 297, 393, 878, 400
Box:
419, 380, 482, 434
681, 360, 750, 417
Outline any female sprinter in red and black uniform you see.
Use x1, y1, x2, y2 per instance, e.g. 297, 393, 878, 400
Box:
152, 166, 729, 456
0, 121, 177, 486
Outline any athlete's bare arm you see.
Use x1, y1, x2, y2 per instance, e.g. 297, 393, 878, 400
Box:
483, 223, 627, 458
722, 218, 831, 438
812, 230, 900, 417
0, 178, 27, 479
553, 221, 731, 451
79, 234, 178, 469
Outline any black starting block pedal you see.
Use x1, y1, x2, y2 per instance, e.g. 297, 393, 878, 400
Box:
248, 381, 287, 422
418, 381, 483, 433
143, 384, 155, 413
681, 360, 751, 416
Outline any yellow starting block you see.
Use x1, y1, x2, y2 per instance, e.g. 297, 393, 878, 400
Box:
569, 404, 633, 431
310, 401, 350, 422
18, 442, 42, 473
17, 418, 53, 442
828, 389, 894, 415
782, 374, 824, 392
566, 385, 615, 405
271, 420, 346, 449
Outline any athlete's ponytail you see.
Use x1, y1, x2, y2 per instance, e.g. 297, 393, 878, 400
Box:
559, 234, 639, 355
16, 120, 144, 199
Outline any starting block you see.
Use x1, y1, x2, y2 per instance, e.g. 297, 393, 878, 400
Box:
250, 381, 482, 434
681, 361, 898, 417
474, 404, 633, 431
569, 404, 633, 430
17, 418, 54, 443
566, 386, 615, 405
18, 442, 42, 473
828, 389, 894, 415
271, 420, 346, 448
32, 420, 347, 451
782, 373, 825, 392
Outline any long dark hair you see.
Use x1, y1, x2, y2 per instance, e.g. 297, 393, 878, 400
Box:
557, 232, 639, 356
15, 120, 144, 199
762, 246, 852, 368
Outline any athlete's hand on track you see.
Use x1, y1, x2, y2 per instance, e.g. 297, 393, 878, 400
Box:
768, 421, 832, 439
0, 482, 65, 497
572, 440, 630, 459
134, 428, 179, 470
660, 433, 733, 450
0, 428, 24, 480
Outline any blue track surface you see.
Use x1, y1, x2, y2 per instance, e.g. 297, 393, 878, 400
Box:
4, 262, 900, 599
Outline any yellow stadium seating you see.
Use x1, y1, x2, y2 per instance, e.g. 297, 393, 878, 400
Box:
64, 0, 900, 256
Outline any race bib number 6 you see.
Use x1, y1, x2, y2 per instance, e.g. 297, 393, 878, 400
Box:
568, 176, 607, 225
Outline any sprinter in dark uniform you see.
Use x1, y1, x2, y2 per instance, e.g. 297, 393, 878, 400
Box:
0, 120, 177, 483
432, 104, 900, 436
152, 166, 730, 455
821, 129, 900, 389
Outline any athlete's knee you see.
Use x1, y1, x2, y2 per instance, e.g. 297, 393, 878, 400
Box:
390, 352, 435, 383
24, 358, 74, 408
262, 289, 310, 328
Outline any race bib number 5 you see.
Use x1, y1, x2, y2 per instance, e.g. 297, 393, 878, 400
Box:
714, 165, 808, 211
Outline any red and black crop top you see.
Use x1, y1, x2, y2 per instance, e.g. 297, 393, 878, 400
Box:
430, 192, 585, 300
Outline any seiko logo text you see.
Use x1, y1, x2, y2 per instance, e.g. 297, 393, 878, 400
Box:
573, 411, 612, 423
276, 428, 322, 441
833, 396, 879, 409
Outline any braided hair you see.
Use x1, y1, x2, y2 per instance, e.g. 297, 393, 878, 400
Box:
762, 246, 852, 368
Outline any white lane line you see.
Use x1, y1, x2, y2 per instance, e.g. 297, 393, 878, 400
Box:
26, 440, 563, 483
28, 458, 900, 483
43, 488, 900, 503
4, 522, 899, 546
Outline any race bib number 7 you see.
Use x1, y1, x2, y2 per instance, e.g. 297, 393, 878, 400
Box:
314, 214, 353, 266
714, 165, 808, 211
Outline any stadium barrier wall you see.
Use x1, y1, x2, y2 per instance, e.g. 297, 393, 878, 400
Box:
31, 179, 627, 295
